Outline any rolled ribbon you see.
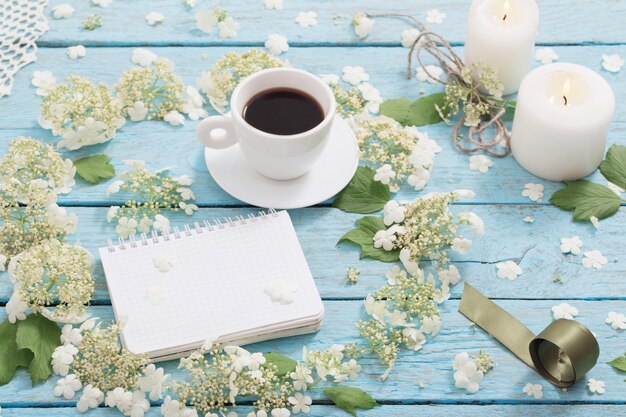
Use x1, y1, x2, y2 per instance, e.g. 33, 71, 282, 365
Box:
459, 283, 599, 387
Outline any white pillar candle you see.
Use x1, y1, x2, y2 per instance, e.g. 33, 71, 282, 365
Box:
465, 0, 539, 95
511, 63, 615, 181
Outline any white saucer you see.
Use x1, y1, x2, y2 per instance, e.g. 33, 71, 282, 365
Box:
204, 117, 359, 209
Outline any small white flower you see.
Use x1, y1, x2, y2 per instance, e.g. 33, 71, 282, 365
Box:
401, 28, 421, 48
179, 202, 199, 216
77, 384, 104, 412
399, 248, 420, 276
458, 212, 484, 235
522, 183, 544, 202
606, 312, 626, 330
590, 216, 600, 229
153, 256, 174, 273
560, 236, 583, 255
161, 396, 183, 417
174, 175, 193, 186
107, 181, 124, 197
602, 54, 624, 73
523, 216, 535, 223
61, 324, 83, 346
218, 16, 240, 39
52, 344, 78, 376
92, 0, 112, 7
451, 238, 472, 255
407, 168, 431, 191
608, 182, 625, 196
357, 82, 382, 113
265, 34, 289, 56
452, 189, 476, 199
403, 327, 426, 351
177, 187, 195, 200
582, 250, 607, 270
32, 71, 56, 96
453, 353, 483, 393
295, 11, 317, 28
523, 383, 543, 399
67, 45, 86, 60
342, 65, 369, 85
131, 48, 158, 67
288, 392, 312, 414
434, 284, 451, 304
439, 265, 462, 286
265, 0, 283, 10
364, 295, 387, 323
53, 4, 74, 19
426, 9, 446, 24
588, 379, 606, 394
105, 388, 134, 414
420, 315, 441, 336
196, 10, 218, 33
290, 363, 314, 391
153, 214, 170, 232
264, 279, 298, 304
164, 110, 185, 126
496, 260, 522, 281
116, 217, 138, 239
374, 164, 395, 185
373, 229, 397, 251
6, 291, 28, 324
320, 73, 340, 85
415, 65, 443, 83
551, 302, 579, 320
535, 47, 559, 65
353, 13, 374, 39
145, 12, 164, 26
383, 200, 405, 226
54, 374, 82, 399
469, 155, 493, 173
139, 364, 169, 401
127, 101, 148, 122
271, 408, 290, 417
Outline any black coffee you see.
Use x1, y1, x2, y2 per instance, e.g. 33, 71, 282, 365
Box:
243, 88, 325, 135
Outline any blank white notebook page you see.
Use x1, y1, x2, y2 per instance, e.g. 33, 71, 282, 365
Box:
99, 211, 323, 356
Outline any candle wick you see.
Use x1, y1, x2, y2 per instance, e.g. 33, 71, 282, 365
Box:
563, 96, 568, 106
502, 14, 507, 21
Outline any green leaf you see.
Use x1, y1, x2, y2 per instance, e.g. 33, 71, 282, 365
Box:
380, 93, 446, 127
333, 166, 391, 214
338, 216, 400, 262
600, 144, 626, 190
263, 352, 297, 378
15, 314, 61, 386
501, 101, 516, 122
0, 319, 33, 386
549, 180, 622, 221
73, 154, 115, 184
608, 355, 626, 372
324, 386, 379, 416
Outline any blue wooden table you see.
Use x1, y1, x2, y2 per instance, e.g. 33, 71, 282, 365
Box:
1, 1, 625, 416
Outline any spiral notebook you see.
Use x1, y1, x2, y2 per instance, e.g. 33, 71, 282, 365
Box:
99, 210, 324, 361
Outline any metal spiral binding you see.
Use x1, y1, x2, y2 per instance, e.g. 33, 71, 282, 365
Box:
106, 209, 278, 252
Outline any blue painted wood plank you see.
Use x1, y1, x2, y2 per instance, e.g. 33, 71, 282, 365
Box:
40, 0, 626, 46
0, 45, 624, 206
1, 205, 624, 302
1, 300, 625, 404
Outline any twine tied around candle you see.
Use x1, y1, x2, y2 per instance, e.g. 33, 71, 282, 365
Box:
366, 13, 512, 157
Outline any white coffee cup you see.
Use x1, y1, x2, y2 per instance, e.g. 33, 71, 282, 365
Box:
196, 68, 336, 180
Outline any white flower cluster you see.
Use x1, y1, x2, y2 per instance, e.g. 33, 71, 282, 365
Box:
352, 12, 374, 39
453, 352, 484, 393
195, 8, 240, 39
106, 160, 197, 238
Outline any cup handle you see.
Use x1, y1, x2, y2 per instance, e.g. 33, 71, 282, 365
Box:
196, 115, 238, 149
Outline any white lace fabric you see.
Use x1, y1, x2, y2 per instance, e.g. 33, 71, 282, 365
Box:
0, 0, 49, 98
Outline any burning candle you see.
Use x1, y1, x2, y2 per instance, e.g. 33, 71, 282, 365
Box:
465, 0, 539, 95
511, 63, 615, 181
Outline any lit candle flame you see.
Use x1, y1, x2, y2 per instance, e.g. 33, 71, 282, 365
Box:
502, 0, 510, 21
562, 77, 571, 106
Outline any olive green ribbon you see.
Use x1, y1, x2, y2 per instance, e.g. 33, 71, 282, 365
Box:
459, 283, 599, 387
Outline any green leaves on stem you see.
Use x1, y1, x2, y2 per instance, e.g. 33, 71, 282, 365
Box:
379, 93, 446, 127
550, 145, 626, 222
333, 167, 391, 214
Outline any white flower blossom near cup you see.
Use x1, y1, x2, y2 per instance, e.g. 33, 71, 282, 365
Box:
265, 34, 289, 56
342, 65, 369, 85
439, 265, 462, 286
523, 383, 543, 399
416, 65, 443, 83
131, 48, 158, 67
357, 82, 382, 113
77, 384, 104, 412
164, 110, 185, 126
383, 200, 406, 226
426, 9, 446, 24
459, 212, 484, 235
602, 54, 624, 73
560, 236, 583, 255
152, 255, 175, 273
453, 352, 483, 393
295, 11, 317, 28
92, 0, 112, 7
469, 154, 494, 173
31, 71, 56, 96
264, 279, 298, 304
401, 28, 421, 48
264, 0, 283, 10
52, 4, 74, 19
374, 164, 395, 186
496, 260, 522, 281
588, 378, 606, 394
551, 302, 579, 320
535, 47, 559, 65
522, 183, 544, 202
606, 312, 626, 330
54, 374, 82, 400
145, 12, 165, 26
451, 238, 472, 255
582, 250, 607, 270
218, 17, 240, 39
66, 45, 86, 60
